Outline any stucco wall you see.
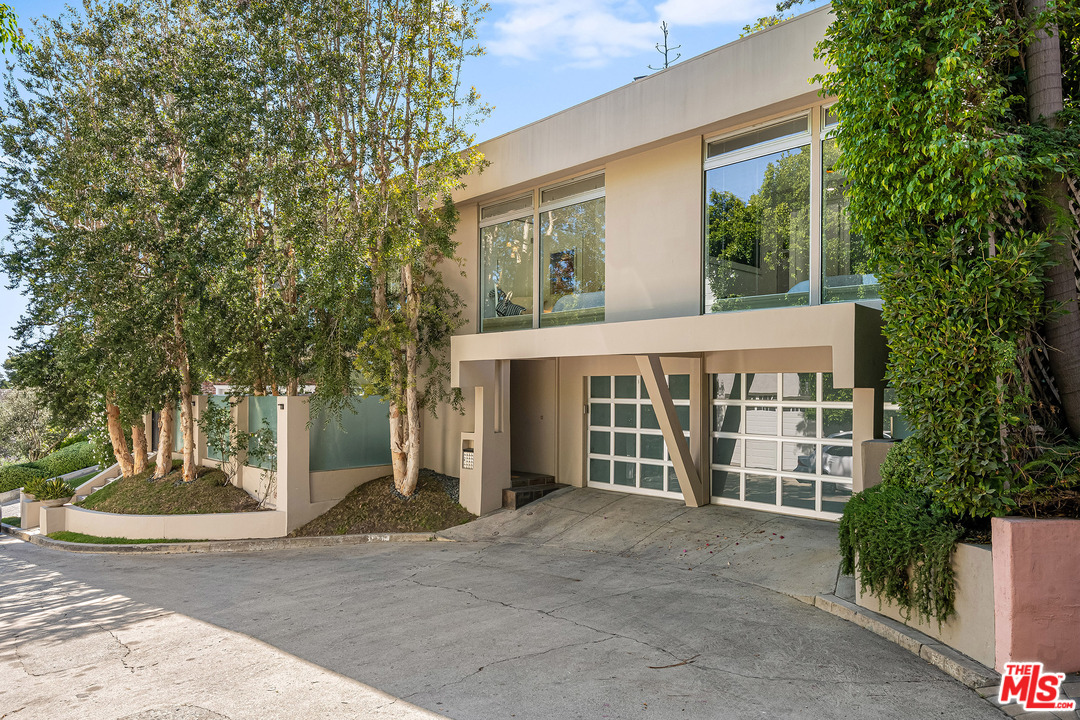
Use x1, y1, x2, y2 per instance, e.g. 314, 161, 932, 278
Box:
856, 543, 996, 669
605, 136, 703, 323
49, 505, 288, 541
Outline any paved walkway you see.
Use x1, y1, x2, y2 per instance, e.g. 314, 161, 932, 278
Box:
0, 488, 1009, 719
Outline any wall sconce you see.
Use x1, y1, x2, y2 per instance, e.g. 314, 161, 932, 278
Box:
278, 403, 285, 410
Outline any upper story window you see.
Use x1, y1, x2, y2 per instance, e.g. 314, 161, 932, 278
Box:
821, 108, 879, 303
480, 174, 605, 332
480, 195, 534, 332
704, 117, 812, 313
703, 110, 880, 313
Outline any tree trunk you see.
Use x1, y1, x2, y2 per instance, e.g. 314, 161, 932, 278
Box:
397, 264, 422, 497
155, 402, 175, 477
389, 403, 408, 488
175, 306, 197, 482
105, 402, 134, 477
1026, 0, 1080, 435
401, 336, 422, 497
131, 423, 148, 475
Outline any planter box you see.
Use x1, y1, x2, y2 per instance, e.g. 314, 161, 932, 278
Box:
19, 493, 42, 529
856, 542, 995, 668
993, 517, 1080, 674
856, 518, 1080, 674
38, 497, 71, 508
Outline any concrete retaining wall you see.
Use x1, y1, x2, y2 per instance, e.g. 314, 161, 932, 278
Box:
42, 505, 288, 540
856, 543, 995, 669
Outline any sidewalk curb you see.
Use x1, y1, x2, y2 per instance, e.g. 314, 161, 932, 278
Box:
0, 522, 449, 554
811, 593, 998, 689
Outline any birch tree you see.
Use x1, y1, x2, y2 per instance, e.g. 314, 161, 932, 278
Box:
266, 0, 487, 496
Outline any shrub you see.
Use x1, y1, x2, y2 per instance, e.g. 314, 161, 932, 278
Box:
0, 464, 50, 493
24, 441, 96, 477
878, 440, 920, 489
55, 432, 90, 450
839, 482, 963, 624
23, 477, 75, 500
0, 441, 97, 493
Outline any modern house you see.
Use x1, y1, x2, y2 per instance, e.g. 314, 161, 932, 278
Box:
422, 6, 904, 519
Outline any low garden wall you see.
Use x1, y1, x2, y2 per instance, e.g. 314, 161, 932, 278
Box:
39, 504, 288, 540
856, 542, 995, 668
855, 515, 1080, 673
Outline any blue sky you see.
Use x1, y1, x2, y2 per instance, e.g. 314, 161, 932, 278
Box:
0, 0, 828, 364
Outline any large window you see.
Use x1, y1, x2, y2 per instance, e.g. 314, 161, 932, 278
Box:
480, 195, 534, 332
822, 109, 879, 303
705, 119, 811, 312
540, 176, 606, 327
479, 175, 605, 332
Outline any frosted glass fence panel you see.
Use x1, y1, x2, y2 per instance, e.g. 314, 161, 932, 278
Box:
205, 395, 229, 461
310, 397, 392, 472
173, 403, 183, 453
247, 396, 279, 470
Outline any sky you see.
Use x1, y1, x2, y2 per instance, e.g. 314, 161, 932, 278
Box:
0, 0, 829, 364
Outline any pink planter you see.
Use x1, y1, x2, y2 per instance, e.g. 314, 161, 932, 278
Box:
993, 517, 1080, 674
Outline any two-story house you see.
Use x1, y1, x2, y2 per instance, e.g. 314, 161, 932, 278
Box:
422, 6, 901, 520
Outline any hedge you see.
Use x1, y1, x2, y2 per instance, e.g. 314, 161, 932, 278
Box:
0, 441, 97, 493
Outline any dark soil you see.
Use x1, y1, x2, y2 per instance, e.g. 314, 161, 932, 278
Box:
290, 468, 475, 536
77, 461, 262, 515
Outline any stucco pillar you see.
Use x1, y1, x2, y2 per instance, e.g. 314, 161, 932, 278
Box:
19, 495, 41, 529
852, 387, 884, 493
39, 505, 66, 535
457, 360, 511, 516
277, 396, 312, 531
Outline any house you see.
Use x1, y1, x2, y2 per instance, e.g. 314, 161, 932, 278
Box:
420, 6, 904, 519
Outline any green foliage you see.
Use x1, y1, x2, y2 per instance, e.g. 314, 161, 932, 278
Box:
0, 464, 49, 493
815, 0, 1079, 518
23, 441, 96, 477
878, 439, 921, 489
56, 432, 89, 450
47, 531, 203, 544
0, 4, 27, 53
839, 479, 964, 624
0, 387, 63, 461
0, 440, 96, 493
23, 477, 75, 500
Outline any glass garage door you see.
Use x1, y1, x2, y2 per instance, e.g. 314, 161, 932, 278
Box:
711, 372, 855, 519
587, 374, 689, 498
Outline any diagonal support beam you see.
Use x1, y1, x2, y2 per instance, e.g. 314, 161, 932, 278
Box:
635, 354, 705, 507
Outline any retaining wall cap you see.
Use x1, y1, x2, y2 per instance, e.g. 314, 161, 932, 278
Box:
0, 522, 450, 554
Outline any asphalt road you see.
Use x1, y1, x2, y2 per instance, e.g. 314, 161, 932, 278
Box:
0, 490, 1007, 720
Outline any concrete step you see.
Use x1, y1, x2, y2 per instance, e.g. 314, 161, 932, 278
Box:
510, 471, 556, 488
502, 482, 568, 511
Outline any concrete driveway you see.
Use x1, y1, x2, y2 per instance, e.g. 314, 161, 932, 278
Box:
1, 488, 1006, 719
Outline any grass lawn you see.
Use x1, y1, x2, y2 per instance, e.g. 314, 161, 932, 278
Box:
2, 517, 19, 527
77, 460, 263, 515
47, 531, 207, 544
290, 469, 475, 536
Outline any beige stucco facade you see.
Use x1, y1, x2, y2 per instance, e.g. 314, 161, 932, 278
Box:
419, 6, 892, 518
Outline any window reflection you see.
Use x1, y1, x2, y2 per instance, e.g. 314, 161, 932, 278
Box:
705, 146, 811, 311
481, 216, 533, 332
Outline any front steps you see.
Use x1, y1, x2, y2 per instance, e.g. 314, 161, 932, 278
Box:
502, 471, 567, 510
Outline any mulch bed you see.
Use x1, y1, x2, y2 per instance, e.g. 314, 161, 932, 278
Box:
290, 469, 474, 536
